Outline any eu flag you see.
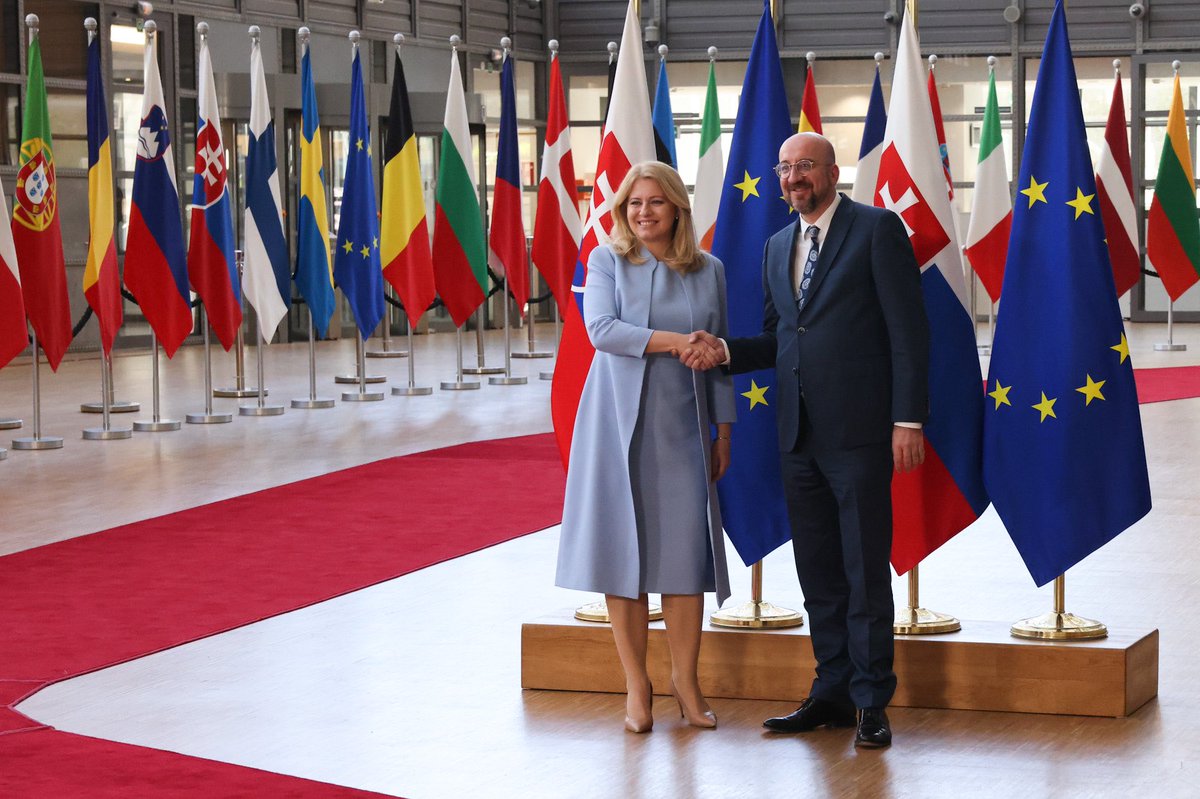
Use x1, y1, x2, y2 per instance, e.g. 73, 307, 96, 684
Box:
711, 0, 794, 566
983, 0, 1151, 587
332, 47, 386, 340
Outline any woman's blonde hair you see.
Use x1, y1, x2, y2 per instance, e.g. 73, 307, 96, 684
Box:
608, 161, 704, 273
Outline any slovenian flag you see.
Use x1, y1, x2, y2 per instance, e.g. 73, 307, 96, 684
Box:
488, 48, 529, 314
84, 31, 122, 355
876, 9, 989, 575
124, 23, 192, 357
187, 32, 241, 351
242, 32, 290, 342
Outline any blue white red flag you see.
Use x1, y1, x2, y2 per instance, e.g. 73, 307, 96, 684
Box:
550, 0, 656, 466
124, 23, 191, 357
187, 33, 241, 351
876, 10, 989, 574
710, 0, 794, 566
488, 50, 529, 313
850, 63, 887, 204
243, 34, 290, 342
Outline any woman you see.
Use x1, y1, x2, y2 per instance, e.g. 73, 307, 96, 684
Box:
556, 162, 735, 733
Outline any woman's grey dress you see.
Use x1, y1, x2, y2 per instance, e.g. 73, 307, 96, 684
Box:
555, 245, 736, 604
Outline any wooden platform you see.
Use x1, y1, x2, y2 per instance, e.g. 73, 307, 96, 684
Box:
521, 611, 1158, 718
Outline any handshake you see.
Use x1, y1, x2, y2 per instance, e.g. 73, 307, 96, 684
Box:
674, 330, 724, 371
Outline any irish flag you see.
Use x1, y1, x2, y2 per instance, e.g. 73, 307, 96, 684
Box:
963, 67, 1012, 304
692, 58, 723, 250
432, 45, 487, 329
1146, 73, 1200, 302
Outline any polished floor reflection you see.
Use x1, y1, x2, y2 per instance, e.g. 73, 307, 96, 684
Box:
4, 323, 1200, 798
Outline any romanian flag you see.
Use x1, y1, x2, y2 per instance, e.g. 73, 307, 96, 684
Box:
984, 0, 1150, 586
187, 34, 241, 350
1146, 73, 1200, 303
797, 63, 822, 134
84, 31, 122, 355
12, 26, 72, 370
432, 45, 487, 328
295, 42, 336, 339
125, 23, 192, 357
0, 174, 26, 369
489, 49, 529, 313
381, 46, 436, 330
332, 45, 386, 341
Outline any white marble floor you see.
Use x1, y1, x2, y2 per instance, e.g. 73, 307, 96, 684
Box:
5, 321, 1200, 798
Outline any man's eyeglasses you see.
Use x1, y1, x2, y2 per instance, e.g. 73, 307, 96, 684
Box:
773, 160, 828, 178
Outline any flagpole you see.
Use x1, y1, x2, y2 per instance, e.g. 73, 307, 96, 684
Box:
132, 332, 180, 432
84, 348, 133, 439
1155, 300, 1186, 351
709, 561, 803, 628
441, 327, 480, 390
1011, 573, 1107, 640
539, 302, 558, 381
241, 325, 286, 414
366, 287, 408, 358
975, 54, 998, 358
335, 342, 387, 383
464, 309, 503, 374
291, 313, 336, 408
513, 237, 552, 359
11, 331, 64, 450
187, 311, 233, 424
393, 321, 432, 396
80, 355, 140, 414
214, 253, 259, 397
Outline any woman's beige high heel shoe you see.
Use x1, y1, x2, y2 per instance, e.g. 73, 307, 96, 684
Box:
671, 683, 717, 729
624, 692, 653, 733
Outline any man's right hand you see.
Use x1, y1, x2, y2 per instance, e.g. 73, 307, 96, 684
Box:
680, 330, 724, 371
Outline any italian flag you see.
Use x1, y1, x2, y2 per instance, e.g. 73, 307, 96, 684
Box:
963, 69, 1012, 304
692, 60, 724, 250
432, 49, 486, 328
1147, 73, 1200, 302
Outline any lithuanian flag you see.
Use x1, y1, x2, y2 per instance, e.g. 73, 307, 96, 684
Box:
1147, 73, 1200, 302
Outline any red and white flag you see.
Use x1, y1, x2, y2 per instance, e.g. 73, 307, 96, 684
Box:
531, 46, 582, 318
550, 0, 656, 466
0, 174, 27, 369
1095, 71, 1140, 298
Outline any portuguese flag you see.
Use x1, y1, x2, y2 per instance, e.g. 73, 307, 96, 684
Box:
12, 31, 71, 370
1147, 73, 1200, 302
431, 48, 486, 329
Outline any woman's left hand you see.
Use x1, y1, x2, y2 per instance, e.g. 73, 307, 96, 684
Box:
710, 438, 731, 482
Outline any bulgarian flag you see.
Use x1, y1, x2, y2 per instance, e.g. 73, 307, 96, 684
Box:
12, 26, 72, 371
381, 43, 436, 330
798, 61, 822, 133
0, 174, 26, 369
1095, 70, 1140, 299
963, 66, 1012, 305
1146, 73, 1200, 302
692, 57, 724, 250
432, 44, 487, 329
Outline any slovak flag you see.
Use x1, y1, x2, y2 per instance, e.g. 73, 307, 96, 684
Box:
550, 0, 656, 466
875, 9, 989, 575
187, 33, 241, 350
124, 23, 191, 357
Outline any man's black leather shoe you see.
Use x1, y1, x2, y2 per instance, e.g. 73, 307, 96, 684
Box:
763, 697, 856, 733
854, 707, 892, 748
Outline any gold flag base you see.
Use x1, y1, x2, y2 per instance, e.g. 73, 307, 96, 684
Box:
574, 599, 663, 623
1010, 574, 1107, 640
710, 599, 803, 629
894, 606, 961, 635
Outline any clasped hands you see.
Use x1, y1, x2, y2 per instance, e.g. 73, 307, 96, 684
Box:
669, 330, 724, 371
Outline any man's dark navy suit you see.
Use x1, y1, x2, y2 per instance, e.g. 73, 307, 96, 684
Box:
727, 193, 929, 710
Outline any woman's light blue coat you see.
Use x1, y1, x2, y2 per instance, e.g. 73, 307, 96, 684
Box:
556, 245, 737, 605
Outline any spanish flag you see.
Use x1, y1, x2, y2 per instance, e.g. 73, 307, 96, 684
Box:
797, 64, 822, 134
381, 46, 436, 330
84, 32, 122, 354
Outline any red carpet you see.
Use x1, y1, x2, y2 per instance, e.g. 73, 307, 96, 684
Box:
1134, 365, 1200, 404
0, 433, 565, 798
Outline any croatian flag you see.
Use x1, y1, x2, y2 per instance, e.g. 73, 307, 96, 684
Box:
488, 49, 529, 313
550, 0, 656, 467
242, 33, 290, 342
124, 23, 191, 357
875, 9, 989, 574
187, 33, 241, 351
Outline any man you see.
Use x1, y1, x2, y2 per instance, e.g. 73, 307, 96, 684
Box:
687, 132, 929, 748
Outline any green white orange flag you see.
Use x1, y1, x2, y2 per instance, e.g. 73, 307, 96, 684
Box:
1146, 73, 1200, 302
692, 58, 724, 250
963, 67, 1012, 304
12, 25, 72, 370
431, 45, 486, 328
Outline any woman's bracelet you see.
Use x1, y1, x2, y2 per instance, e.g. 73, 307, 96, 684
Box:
715, 435, 731, 441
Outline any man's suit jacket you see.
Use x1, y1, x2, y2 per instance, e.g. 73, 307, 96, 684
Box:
728, 194, 930, 453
